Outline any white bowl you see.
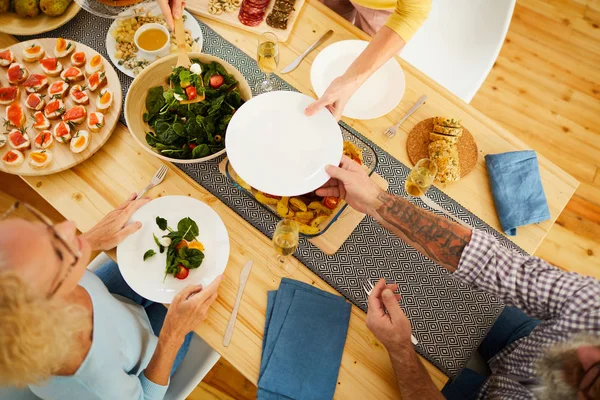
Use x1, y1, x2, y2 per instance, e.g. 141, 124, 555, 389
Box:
134, 22, 170, 58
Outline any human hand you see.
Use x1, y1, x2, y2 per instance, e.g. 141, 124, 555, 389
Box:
161, 275, 223, 341
366, 278, 413, 352
304, 76, 358, 121
80, 193, 150, 251
316, 155, 382, 215
158, 0, 186, 31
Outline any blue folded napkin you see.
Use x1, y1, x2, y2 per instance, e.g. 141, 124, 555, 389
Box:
485, 150, 550, 236
258, 278, 351, 400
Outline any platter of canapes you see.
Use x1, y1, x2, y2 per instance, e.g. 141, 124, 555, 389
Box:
0, 38, 122, 176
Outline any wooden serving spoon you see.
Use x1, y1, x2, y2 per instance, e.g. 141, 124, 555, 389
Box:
173, 17, 205, 104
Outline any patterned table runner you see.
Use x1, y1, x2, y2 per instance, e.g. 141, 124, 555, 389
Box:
20, 12, 529, 378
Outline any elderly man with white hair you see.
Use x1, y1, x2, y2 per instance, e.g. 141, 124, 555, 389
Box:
316, 156, 600, 400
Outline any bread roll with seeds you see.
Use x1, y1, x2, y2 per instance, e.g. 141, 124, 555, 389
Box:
428, 140, 460, 183
433, 124, 463, 137
429, 131, 458, 144
433, 117, 461, 128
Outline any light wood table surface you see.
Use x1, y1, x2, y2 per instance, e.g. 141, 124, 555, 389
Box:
1, 1, 579, 398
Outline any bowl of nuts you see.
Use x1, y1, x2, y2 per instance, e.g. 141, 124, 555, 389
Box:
105, 8, 203, 77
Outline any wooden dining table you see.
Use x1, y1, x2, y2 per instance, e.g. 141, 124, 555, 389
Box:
1, 1, 579, 398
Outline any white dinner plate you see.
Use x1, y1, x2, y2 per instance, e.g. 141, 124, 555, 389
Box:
116, 196, 230, 304
310, 40, 406, 120
226, 91, 343, 197
106, 9, 203, 78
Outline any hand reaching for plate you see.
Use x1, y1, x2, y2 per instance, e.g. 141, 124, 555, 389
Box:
158, 0, 186, 31
304, 76, 357, 121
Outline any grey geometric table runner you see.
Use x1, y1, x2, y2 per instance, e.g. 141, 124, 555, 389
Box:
20, 11, 528, 378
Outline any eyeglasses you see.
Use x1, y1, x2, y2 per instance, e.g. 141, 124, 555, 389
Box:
1, 202, 81, 298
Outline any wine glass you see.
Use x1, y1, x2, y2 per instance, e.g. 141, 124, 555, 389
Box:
404, 158, 438, 197
256, 32, 279, 93
270, 219, 299, 276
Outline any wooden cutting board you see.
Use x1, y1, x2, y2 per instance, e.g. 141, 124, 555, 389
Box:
218, 157, 388, 255
186, 0, 305, 42
0, 38, 122, 176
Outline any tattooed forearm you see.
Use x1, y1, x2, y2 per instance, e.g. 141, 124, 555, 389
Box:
373, 191, 471, 272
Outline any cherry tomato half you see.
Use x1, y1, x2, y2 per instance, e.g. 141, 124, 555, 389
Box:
175, 265, 189, 280
351, 156, 362, 165
185, 86, 197, 100
175, 240, 188, 251
189, 143, 197, 150
323, 196, 340, 210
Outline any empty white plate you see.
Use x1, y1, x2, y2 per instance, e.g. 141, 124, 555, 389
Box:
226, 91, 343, 196
311, 40, 405, 120
116, 196, 230, 304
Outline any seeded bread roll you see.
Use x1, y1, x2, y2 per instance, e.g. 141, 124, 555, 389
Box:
433, 124, 463, 137
433, 117, 462, 128
428, 140, 461, 183
429, 131, 458, 144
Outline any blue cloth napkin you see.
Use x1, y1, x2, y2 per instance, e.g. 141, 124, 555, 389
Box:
485, 150, 550, 236
258, 278, 351, 400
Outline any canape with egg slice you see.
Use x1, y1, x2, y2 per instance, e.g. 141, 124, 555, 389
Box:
32, 111, 50, 130
53, 121, 71, 143
71, 51, 86, 67
87, 111, 104, 132
2, 149, 24, 166
87, 71, 106, 92
60, 66, 84, 83
29, 149, 53, 169
70, 130, 89, 153
34, 130, 53, 149
85, 54, 104, 75
25, 93, 45, 111
39, 57, 63, 77
6, 103, 25, 127
69, 84, 89, 105
62, 105, 86, 124
96, 89, 113, 113
44, 99, 65, 119
55, 38, 75, 58
7, 63, 28, 85
22, 42, 45, 62
0, 48, 14, 67
47, 80, 69, 98
22, 74, 48, 93
7, 128, 30, 150
0, 86, 19, 105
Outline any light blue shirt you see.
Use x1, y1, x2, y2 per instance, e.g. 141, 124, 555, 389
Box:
29, 271, 168, 400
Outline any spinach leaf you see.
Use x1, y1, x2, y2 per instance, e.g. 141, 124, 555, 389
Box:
146, 132, 157, 147
176, 247, 205, 269
192, 143, 210, 158
155, 121, 180, 145
156, 216, 168, 230
177, 217, 199, 241
153, 233, 165, 253
143, 249, 156, 261
146, 86, 165, 115
172, 122, 185, 137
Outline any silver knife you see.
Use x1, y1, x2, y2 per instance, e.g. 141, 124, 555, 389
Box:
223, 260, 253, 347
281, 30, 333, 74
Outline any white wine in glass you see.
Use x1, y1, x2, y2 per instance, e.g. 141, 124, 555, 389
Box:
256, 32, 279, 93
405, 158, 438, 197
271, 219, 299, 276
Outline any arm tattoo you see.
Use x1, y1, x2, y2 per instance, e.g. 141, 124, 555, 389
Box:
374, 191, 471, 272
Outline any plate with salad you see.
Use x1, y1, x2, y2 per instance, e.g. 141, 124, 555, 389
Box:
125, 53, 252, 164
116, 195, 230, 303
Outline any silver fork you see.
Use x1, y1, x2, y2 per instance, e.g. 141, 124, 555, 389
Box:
384, 95, 428, 139
363, 280, 419, 346
136, 164, 168, 200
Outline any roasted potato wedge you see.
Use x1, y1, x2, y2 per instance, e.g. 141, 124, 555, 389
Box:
277, 196, 294, 218
297, 223, 320, 235
295, 211, 315, 220
289, 197, 308, 212
308, 201, 332, 215
255, 191, 279, 205
311, 215, 329, 227
233, 173, 252, 191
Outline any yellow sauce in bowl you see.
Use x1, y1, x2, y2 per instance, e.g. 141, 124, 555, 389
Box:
137, 28, 168, 52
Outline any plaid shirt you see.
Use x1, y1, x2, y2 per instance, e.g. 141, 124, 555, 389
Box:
454, 230, 600, 399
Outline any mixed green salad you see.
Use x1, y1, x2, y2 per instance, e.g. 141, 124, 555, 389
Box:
144, 59, 245, 160
143, 216, 206, 281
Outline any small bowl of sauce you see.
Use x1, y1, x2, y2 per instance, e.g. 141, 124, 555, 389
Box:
134, 23, 170, 58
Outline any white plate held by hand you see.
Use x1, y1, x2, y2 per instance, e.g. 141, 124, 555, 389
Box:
226, 91, 343, 197
311, 40, 405, 120
116, 196, 230, 304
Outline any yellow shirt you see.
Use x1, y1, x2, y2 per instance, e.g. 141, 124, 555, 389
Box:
352, 0, 431, 42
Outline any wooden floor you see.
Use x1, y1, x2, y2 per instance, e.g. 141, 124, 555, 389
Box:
0, 0, 598, 398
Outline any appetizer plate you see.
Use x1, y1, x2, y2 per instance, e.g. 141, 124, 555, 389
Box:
0, 38, 122, 176
106, 9, 203, 78
74, 0, 158, 19
116, 196, 230, 304
311, 40, 406, 120
186, 0, 305, 42
226, 91, 343, 196
0, 2, 80, 36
